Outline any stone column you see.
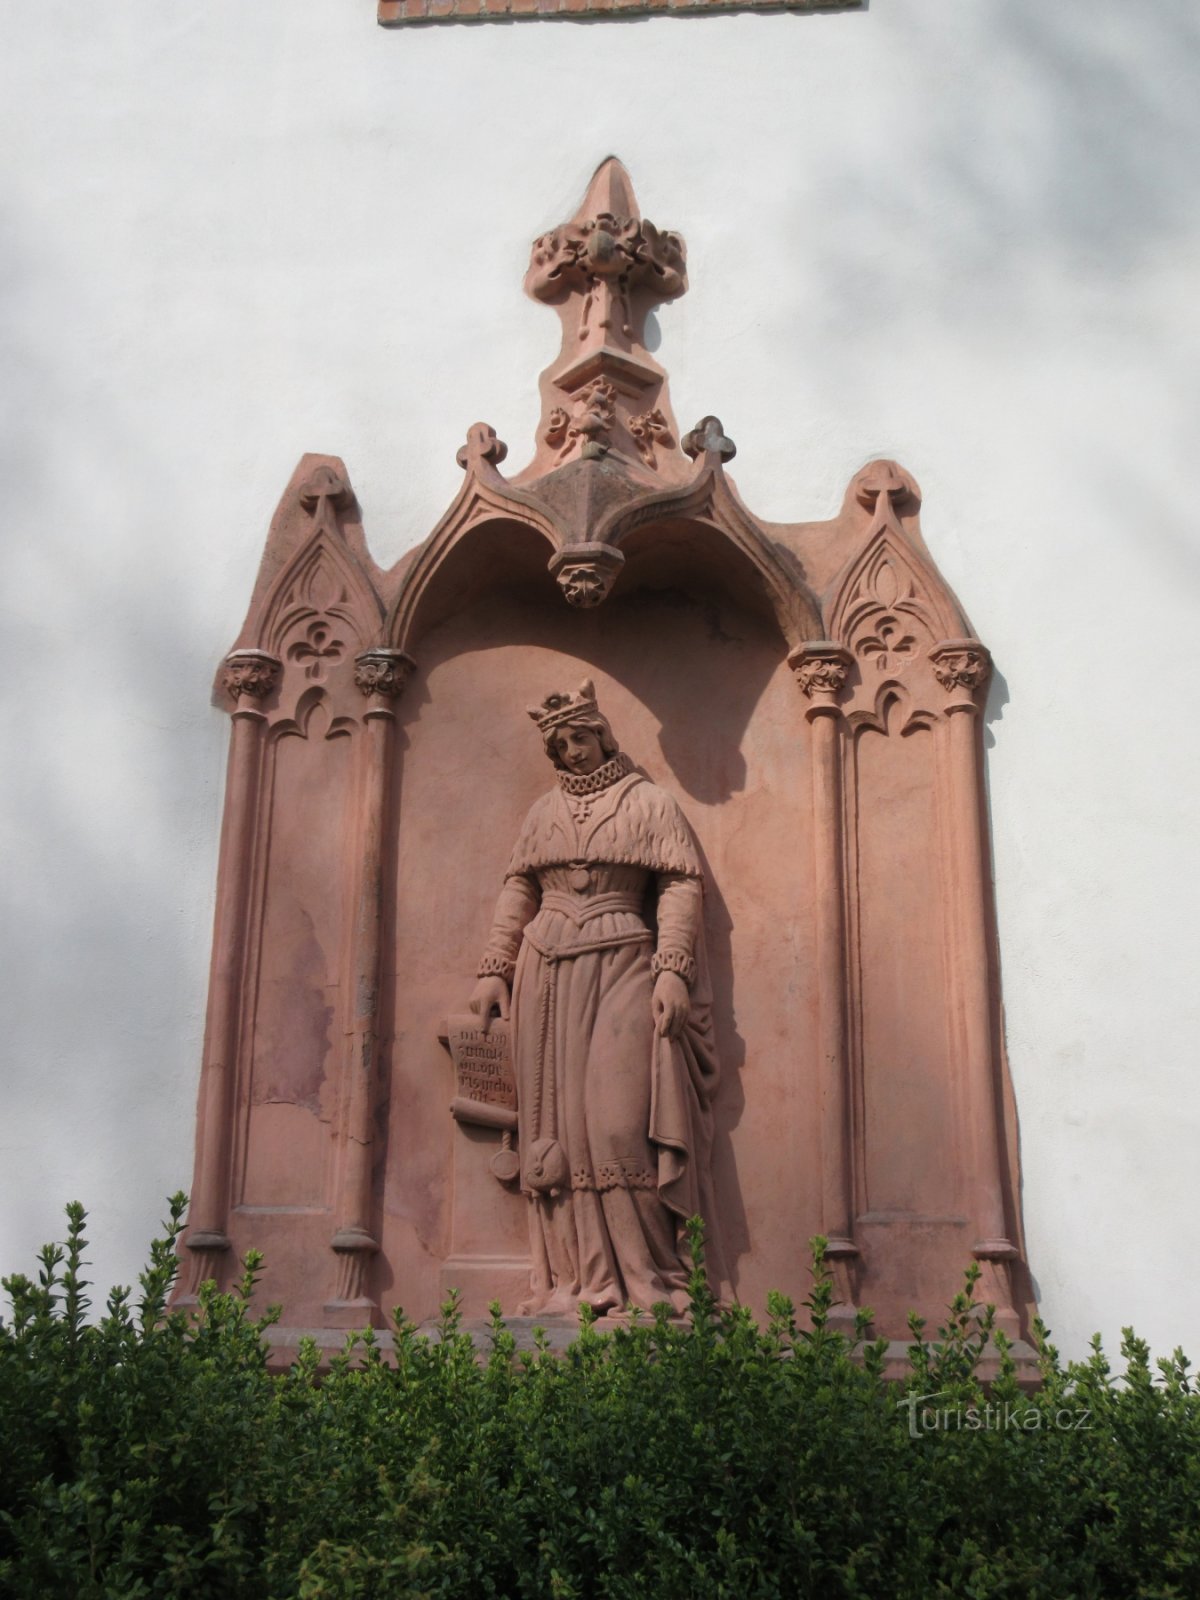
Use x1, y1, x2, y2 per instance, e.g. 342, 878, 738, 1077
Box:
789, 641, 859, 1316
326, 648, 414, 1322
930, 638, 1019, 1335
186, 649, 280, 1293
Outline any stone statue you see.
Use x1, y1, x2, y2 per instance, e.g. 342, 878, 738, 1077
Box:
469, 680, 721, 1316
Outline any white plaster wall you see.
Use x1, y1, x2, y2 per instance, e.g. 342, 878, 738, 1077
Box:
1, 0, 1197, 1360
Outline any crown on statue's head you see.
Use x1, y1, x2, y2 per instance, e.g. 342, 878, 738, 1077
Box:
527, 679, 600, 734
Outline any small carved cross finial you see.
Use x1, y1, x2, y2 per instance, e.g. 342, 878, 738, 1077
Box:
298, 464, 353, 533
682, 416, 736, 466
853, 459, 917, 515
456, 423, 509, 474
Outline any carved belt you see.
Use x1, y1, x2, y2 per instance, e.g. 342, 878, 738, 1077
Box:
523, 924, 652, 964
538, 889, 644, 925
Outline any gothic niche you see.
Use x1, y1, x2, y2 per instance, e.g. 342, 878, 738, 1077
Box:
181, 159, 1034, 1362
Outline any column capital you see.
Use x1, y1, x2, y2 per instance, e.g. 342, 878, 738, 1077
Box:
788, 641, 853, 707
354, 649, 416, 702
223, 649, 281, 706
930, 638, 991, 707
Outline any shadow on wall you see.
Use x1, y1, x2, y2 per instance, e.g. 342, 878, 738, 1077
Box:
0, 205, 206, 1256
787, 3, 1200, 327
766, 2, 1200, 580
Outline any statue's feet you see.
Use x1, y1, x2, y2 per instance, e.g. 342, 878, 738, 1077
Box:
517, 1282, 622, 1318
517, 1286, 580, 1318
578, 1285, 622, 1316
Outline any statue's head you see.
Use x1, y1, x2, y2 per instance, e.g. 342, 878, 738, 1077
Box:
527, 679, 618, 775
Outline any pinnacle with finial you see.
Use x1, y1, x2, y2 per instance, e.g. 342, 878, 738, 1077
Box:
516, 159, 691, 486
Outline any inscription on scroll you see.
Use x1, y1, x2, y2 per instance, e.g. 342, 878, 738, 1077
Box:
442, 1014, 517, 1132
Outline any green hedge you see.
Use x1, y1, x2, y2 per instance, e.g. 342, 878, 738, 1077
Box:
2, 1199, 1199, 1599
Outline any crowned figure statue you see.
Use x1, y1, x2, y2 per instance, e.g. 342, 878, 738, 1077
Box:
469, 680, 722, 1316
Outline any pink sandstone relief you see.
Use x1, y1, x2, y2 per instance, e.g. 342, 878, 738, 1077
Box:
182, 159, 1033, 1354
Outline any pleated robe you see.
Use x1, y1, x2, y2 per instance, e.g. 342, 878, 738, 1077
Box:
479, 762, 722, 1315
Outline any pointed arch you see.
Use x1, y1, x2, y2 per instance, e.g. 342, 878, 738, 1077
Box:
260, 524, 384, 668
596, 463, 823, 648
847, 680, 939, 737
268, 685, 356, 744
385, 473, 566, 656
827, 525, 965, 676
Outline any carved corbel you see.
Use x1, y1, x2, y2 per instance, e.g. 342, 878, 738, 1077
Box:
222, 649, 281, 704
788, 643, 858, 1316
354, 647, 416, 704
547, 542, 625, 609
930, 638, 991, 704
790, 641, 851, 704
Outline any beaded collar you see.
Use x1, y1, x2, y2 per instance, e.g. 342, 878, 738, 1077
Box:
557, 751, 633, 796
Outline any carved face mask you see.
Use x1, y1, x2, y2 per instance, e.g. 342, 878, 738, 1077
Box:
556, 563, 612, 608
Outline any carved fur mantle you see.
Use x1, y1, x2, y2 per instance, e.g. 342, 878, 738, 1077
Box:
506, 769, 702, 880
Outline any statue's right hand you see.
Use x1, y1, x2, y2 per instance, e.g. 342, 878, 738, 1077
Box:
468, 976, 510, 1030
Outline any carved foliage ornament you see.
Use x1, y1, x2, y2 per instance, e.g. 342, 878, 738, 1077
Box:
223, 650, 281, 703
930, 641, 992, 695
791, 645, 852, 699
354, 650, 415, 699
545, 378, 618, 460
528, 212, 686, 342
548, 545, 625, 609
629, 408, 672, 468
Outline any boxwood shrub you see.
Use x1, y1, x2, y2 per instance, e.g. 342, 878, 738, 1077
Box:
2, 1199, 1198, 1598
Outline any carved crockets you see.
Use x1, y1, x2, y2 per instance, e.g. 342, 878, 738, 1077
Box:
182, 159, 1031, 1357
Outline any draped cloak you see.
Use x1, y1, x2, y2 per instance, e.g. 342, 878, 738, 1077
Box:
479, 757, 724, 1310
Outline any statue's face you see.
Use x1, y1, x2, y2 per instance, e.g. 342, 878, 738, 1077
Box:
553, 724, 605, 776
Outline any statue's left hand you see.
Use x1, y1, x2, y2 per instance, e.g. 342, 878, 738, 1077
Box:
652, 970, 690, 1040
